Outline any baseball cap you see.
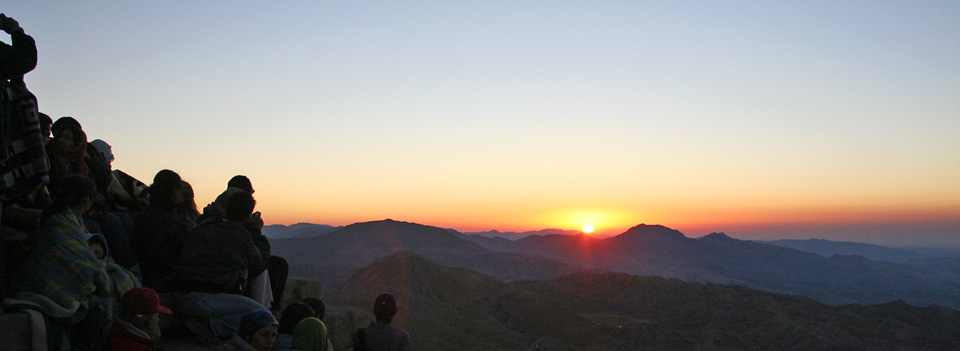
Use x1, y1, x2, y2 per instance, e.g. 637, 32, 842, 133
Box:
121, 287, 172, 315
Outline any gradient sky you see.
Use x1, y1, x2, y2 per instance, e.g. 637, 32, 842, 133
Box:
4, 1, 958, 246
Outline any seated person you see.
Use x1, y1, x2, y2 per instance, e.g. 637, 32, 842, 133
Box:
291, 317, 329, 351
18, 175, 112, 349
354, 293, 410, 351
173, 191, 272, 341
273, 302, 314, 350
110, 287, 172, 351
130, 169, 187, 290
86, 233, 141, 317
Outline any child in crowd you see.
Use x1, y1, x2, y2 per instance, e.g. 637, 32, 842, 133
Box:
86, 233, 141, 317
110, 287, 172, 351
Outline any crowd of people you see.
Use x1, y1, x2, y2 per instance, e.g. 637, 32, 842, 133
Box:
1, 13, 411, 351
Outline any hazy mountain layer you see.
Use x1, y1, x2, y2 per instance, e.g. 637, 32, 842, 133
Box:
465, 224, 960, 309
272, 220, 960, 309
269, 219, 578, 293
330, 251, 960, 351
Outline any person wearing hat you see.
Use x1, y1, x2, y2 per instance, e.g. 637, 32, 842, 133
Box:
110, 287, 171, 351
354, 293, 410, 351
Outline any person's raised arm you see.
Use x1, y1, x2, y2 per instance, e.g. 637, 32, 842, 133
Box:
0, 14, 37, 79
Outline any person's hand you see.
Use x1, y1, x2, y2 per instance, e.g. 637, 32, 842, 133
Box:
0, 14, 21, 34
249, 211, 264, 229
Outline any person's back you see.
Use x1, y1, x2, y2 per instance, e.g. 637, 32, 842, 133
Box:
175, 218, 262, 294
356, 293, 410, 351
363, 322, 410, 351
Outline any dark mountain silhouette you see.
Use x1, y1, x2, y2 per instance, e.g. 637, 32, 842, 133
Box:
329, 252, 960, 351
262, 223, 340, 239
463, 224, 960, 309
269, 219, 577, 292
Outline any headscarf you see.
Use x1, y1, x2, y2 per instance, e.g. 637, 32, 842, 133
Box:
239, 309, 278, 340
290, 317, 328, 351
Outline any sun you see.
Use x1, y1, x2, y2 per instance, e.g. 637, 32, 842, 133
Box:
582, 224, 594, 234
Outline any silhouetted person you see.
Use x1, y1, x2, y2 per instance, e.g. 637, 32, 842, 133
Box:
0, 13, 37, 79
273, 302, 315, 350
0, 13, 46, 210
173, 191, 272, 342
19, 175, 112, 350
228, 175, 254, 194
88, 138, 149, 212
302, 297, 326, 320
130, 169, 186, 290
354, 293, 410, 351
46, 124, 90, 191
200, 175, 286, 309
50, 117, 112, 194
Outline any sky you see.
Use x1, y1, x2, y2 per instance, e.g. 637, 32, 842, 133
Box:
4, 1, 959, 247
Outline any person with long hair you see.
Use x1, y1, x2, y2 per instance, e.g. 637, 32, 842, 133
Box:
129, 169, 186, 290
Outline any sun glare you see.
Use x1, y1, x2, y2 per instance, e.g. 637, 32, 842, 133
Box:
582, 224, 594, 234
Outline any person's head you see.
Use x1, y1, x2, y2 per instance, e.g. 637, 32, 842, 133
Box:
228, 175, 254, 194
225, 191, 256, 223
38, 113, 52, 144
149, 169, 182, 207
51, 116, 81, 136
239, 309, 278, 351
89, 139, 114, 165
120, 287, 172, 338
302, 297, 326, 320
50, 175, 97, 215
85, 233, 108, 260
53, 125, 86, 149
289, 318, 326, 351
278, 302, 315, 335
374, 293, 398, 324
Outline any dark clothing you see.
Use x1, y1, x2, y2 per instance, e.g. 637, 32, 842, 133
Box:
130, 202, 187, 291
89, 212, 139, 269
0, 29, 37, 80
363, 322, 411, 351
175, 218, 267, 295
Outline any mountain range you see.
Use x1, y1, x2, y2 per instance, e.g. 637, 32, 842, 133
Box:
328, 250, 960, 351
269, 219, 578, 292
269, 220, 960, 309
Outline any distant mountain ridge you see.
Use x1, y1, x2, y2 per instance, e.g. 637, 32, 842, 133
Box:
764, 238, 937, 263
458, 224, 960, 309
272, 220, 960, 309
262, 223, 340, 239
269, 219, 578, 293
456, 228, 583, 240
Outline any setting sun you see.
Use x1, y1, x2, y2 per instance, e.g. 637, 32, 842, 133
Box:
582, 225, 594, 234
